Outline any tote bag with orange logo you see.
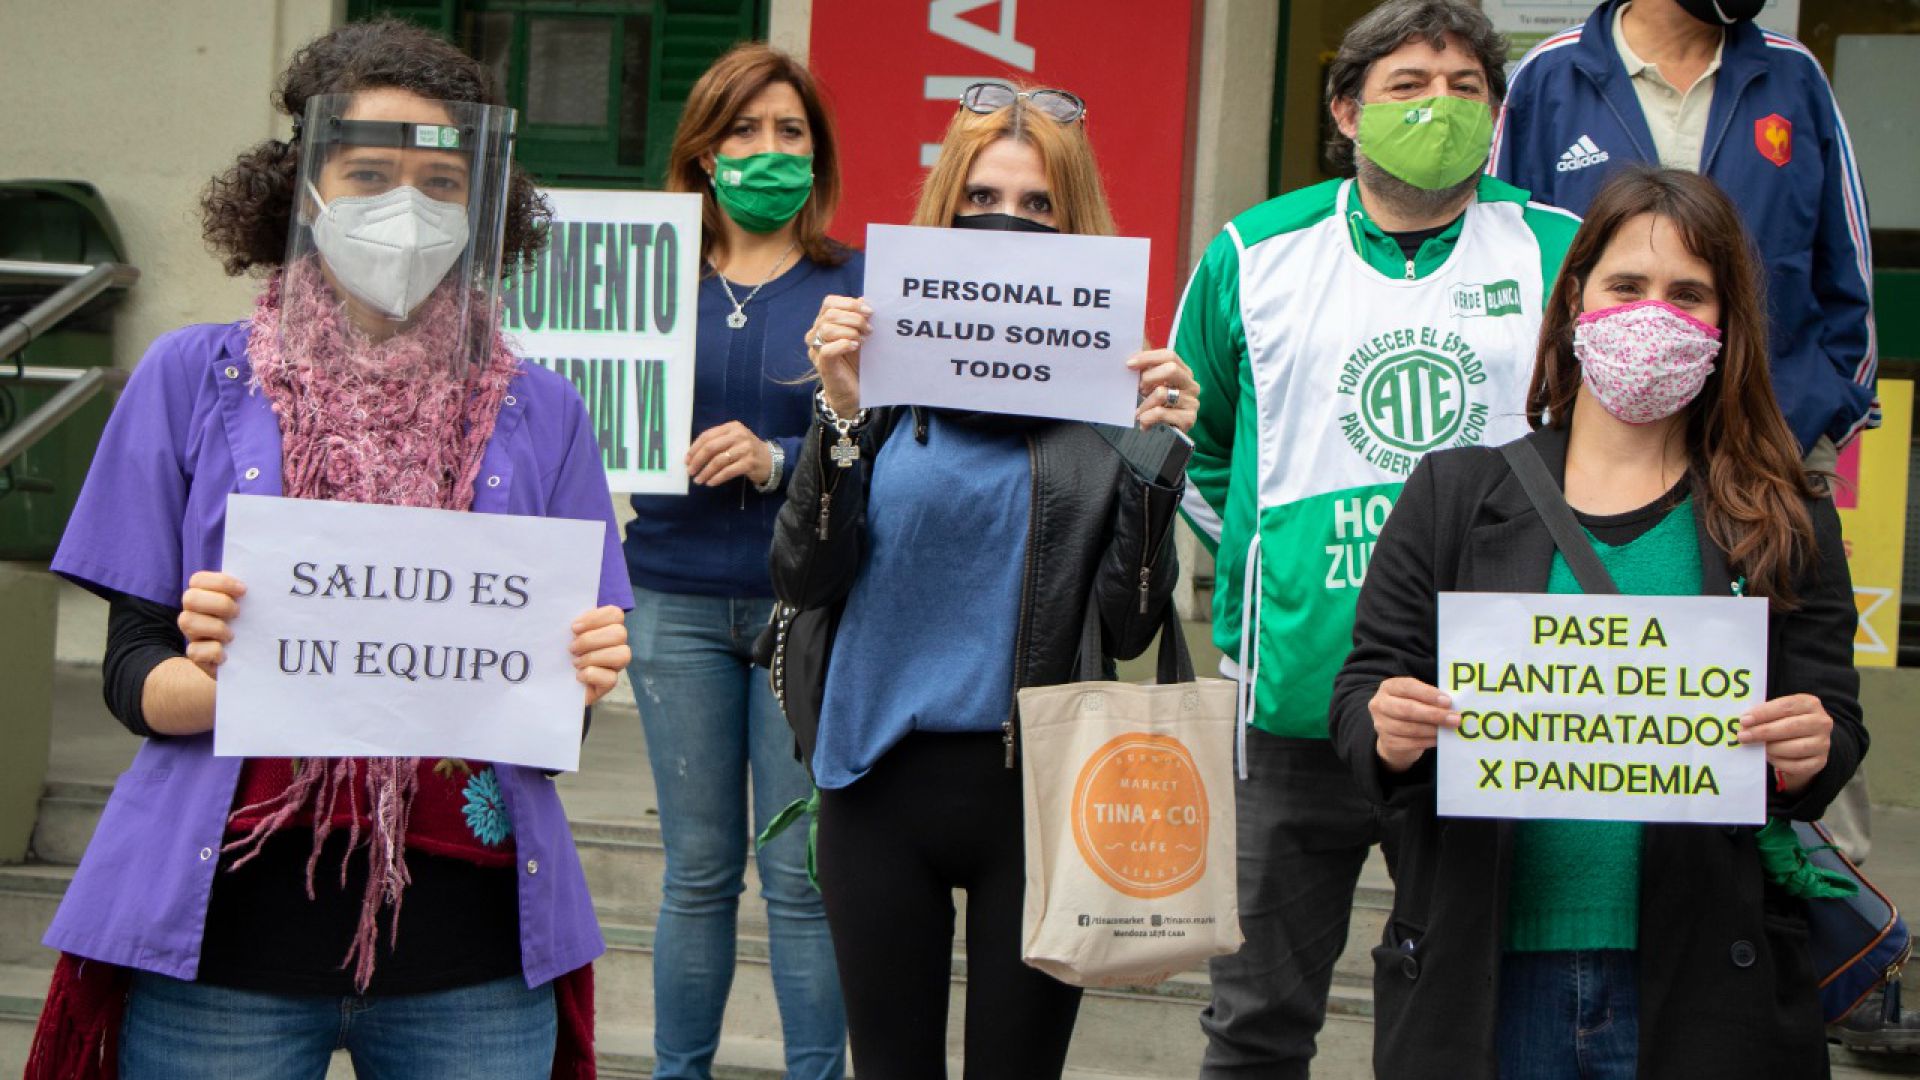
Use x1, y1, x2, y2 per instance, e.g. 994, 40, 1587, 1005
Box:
1018, 601, 1241, 987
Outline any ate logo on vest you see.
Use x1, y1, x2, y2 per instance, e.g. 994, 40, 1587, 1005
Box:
1336, 325, 1492, 475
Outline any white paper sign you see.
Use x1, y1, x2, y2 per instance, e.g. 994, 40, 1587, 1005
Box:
214, 495, 602, 772
1482, 0, 1801, 60
503, 189, 701, 494
857, 224, 1149, 425
1436, 592, 1769, 824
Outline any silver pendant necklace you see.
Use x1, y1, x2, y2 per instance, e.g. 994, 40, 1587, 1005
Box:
715, 239, 799, 329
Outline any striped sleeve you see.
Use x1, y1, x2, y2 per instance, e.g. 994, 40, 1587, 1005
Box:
1489, 25, 1585, 188
1764, 31, 1878, 439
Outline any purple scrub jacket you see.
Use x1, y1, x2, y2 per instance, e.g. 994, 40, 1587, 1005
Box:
45, 320, 631, 987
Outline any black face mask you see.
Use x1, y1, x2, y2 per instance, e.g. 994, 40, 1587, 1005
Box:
1674, 0, 1764, 25
950, 212, 1058, 234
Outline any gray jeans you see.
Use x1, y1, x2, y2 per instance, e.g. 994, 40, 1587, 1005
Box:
1200, 732, 1400, 1079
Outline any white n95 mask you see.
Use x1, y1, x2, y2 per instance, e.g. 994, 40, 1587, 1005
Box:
308, 183, 470, 319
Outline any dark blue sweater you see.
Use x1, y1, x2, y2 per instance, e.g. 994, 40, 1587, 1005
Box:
624, 250, 865, 597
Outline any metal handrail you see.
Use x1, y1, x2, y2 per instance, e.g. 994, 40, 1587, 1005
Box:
0, 258, 100, 285
0, 259, 140, 475
0, 367, 127, 473
0, 261, 139, 361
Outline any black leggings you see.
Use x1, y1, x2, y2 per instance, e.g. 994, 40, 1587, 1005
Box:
815, 731, 1083, 1080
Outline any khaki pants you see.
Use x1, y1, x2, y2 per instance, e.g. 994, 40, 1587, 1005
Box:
1805, 435, 1873, 863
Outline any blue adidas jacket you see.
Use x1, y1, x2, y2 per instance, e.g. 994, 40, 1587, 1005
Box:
1491, 0, 1877, 450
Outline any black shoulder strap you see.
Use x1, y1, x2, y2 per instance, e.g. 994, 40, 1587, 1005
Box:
1074, 594, 1194, 685
1499, 439, 1620, 595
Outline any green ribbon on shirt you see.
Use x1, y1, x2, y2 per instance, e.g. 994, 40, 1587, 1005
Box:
756, 787, 821, 892
1755, 817, 1858, 900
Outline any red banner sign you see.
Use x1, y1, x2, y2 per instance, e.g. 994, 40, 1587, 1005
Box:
807, 0, 1202, 340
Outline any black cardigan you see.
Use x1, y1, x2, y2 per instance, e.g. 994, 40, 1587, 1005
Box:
1330, 426, 1863, 1080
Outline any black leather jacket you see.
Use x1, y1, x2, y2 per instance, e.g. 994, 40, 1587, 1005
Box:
768, 405, 1183, 765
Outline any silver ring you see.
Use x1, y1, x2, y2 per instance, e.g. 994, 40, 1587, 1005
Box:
810, 332, 827, 350
1165, 387, 1182, 407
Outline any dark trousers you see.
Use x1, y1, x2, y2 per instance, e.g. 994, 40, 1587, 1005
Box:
1200, 732, 1400, 1079
815, 731, 1083, 1080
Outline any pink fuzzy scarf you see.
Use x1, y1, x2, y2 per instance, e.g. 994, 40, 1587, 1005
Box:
227, 262, 519, 990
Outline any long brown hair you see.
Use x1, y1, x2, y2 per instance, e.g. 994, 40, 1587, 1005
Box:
910, 87, 1117, 237
1527, 166, 1819, 607
665, 43, 845, 267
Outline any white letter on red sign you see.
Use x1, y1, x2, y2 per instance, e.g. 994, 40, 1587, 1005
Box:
929, 0, 1035, 70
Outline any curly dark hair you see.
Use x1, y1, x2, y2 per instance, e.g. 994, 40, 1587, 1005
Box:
201, 18, 550, 278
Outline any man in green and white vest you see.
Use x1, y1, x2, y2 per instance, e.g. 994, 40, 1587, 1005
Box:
1174, 2, 1578, 1074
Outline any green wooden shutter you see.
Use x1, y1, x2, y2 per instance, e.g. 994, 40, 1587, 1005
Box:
645, 0, 769, 180
342, 0, 767, 188
345, 0, 457, 35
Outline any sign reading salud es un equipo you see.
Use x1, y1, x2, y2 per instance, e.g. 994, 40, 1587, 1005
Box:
503, 189, 701, 494
857, 224, 1149, 426
1436, 592, 1770, 825
213, 495, 604, 773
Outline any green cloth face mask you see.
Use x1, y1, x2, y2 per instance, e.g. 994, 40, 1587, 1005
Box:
711, 152, 814, 233
1355, 96, 1494, 191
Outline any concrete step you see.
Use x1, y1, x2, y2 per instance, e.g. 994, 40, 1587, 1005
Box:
0, 857, 1369, 1078
22, 779, 1400, 988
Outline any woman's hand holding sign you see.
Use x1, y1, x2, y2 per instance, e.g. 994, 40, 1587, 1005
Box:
1369, 676, 1461, 773
570, 605, 631, 707
1737, 693, 1833, 795
1130, 348, 1199, 433
807, 294, 872, 418
181, 570, 247, 677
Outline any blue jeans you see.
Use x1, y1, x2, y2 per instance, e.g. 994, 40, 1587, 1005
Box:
626, 586, 846, 1080
119, 972, 554, 1079
1497, 949, 1640, 1080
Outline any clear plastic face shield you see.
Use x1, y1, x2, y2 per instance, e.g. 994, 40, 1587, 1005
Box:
284, 91, 517, 375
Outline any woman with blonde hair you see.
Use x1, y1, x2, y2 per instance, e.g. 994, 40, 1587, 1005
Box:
768, 83, 1199, 1077
621, 42, 854, 1080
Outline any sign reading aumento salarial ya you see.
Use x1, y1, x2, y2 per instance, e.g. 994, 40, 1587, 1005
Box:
503, 189, 700, 493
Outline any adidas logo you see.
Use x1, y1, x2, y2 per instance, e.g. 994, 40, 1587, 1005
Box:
1556, 136, 1610, 172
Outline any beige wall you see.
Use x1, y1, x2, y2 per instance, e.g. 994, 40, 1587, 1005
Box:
767, 0, 813, 60
0, 0, 343, 371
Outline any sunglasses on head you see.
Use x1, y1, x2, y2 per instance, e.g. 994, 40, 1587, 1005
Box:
958, 83, 1087, 125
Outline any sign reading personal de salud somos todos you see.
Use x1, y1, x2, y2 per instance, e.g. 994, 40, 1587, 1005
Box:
214, 495, 602, 772
1436, 592, 1770, 825
857, 224, 1149, 426
502, 189, 700, 494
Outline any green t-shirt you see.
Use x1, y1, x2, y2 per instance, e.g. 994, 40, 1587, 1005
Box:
1505, 495, 1702, 953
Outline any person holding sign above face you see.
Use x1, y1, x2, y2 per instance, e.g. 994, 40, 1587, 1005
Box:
619, 44, 858, 1080
769, 84, 1197, 1079
27, 21, 633, 1079
1331, 168, 1864, 1079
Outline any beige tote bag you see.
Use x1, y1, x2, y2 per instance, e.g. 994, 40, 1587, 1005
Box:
1018, 603, 1242, 988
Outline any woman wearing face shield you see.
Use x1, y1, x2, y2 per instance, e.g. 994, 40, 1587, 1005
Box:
25, 20, 630, 1079
616, 43, 856, 1080
767, 85, 1201, 1078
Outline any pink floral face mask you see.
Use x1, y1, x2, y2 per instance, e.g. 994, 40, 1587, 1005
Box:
1573, 299, 1723, 424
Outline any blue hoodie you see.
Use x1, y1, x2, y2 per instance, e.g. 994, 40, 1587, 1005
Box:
1491, 0, 1877, 451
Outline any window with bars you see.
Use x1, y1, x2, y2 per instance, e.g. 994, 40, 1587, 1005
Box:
347, 0, 768, 188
